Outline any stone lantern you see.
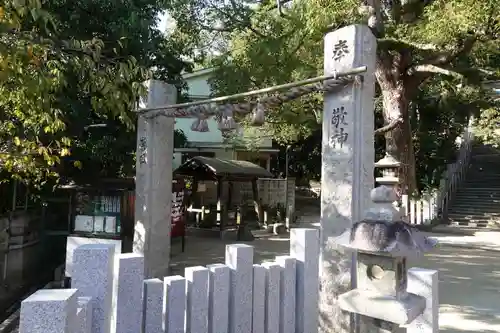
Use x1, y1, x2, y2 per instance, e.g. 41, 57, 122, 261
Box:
335, 153, 438, 332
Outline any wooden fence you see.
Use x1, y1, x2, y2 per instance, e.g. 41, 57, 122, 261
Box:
19, 228, 319, 333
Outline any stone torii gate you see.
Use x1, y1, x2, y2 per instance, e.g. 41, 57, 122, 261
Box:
132, 61, 365, 281
133, 23, 438, 333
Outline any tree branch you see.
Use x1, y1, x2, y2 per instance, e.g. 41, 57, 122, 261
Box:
374, 118, 403, 135
407, 64, 464, 79
209, 5, 267, 38
406, 34, 479, 85
3, 30, 126, 65
418, 35, 477, 67
378, 38, 438, 52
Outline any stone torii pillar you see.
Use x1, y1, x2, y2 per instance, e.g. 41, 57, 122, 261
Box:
319, 24, 377, 333
134, 80, 176, 279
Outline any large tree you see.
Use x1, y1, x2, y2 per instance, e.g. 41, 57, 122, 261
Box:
168, 0, 500, 193
0, 0, 189, 186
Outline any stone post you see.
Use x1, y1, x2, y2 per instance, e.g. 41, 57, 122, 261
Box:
76, 297, 92, 333
20, 289, 79, 333
320, 24, 377, 333
71, 244, 116, 333
226, 244, 254, 333
115, 253, 144, 333
291, 228, 319, 333
143, 278, 164, 333
134, 80, 176, 279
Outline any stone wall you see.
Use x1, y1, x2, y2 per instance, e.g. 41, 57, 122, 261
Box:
0, 210, 42, 286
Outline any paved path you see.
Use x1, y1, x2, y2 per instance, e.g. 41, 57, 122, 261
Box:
171, 222, 500, 333
418, 230, 500, 333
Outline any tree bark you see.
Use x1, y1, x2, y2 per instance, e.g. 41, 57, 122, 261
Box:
380, 87, 417, 194
375, 49, 418, 195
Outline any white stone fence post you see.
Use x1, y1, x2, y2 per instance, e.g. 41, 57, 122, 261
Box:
20, 228, 320, 333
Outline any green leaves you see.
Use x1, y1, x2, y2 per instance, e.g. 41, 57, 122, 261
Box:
0, 0, 181, 185
171, 0, 498, 188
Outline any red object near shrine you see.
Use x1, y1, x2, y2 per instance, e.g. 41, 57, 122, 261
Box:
127, 178, 186, 240
170, 178, 186, 238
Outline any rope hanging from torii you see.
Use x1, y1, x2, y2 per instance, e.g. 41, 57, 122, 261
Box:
136, 66, 367, 133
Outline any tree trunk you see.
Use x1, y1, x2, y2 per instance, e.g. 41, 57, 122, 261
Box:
380, 87, 417, 194
375, 47, 418, 195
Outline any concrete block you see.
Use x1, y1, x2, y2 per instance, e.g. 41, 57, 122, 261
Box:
225, 244, 254, 333
185, 266, 209, 333
164, 275, 186, 333
143, 278, 164, 333
290, 228, 319, 333
262, 262, 281, 333
116, 253, 144, 333
20, 289, 78, 333
407, 268, 439, 333
71, 244, 116, 333
252, 264, 266, 333
275, 256, 296, 333
65, 236, 121, 277
207, 264, 230, 333
76, 297, 92, 333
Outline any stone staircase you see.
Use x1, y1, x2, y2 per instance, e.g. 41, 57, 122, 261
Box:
447, 144, 500, 228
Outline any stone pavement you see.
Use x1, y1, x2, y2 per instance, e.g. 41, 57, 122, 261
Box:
418, 230, 500, 333
170, 220, 500, 333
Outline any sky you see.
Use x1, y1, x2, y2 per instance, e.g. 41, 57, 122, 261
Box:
157, 11, 174, 34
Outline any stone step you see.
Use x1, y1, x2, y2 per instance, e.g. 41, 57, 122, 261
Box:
447, 214, 500, 221
461, 185, 500, 190
464, 173, 500, 178
448, 208, 500, 214
468, 161, 500, 165
468, 167, 500, 172
467, 164, 500, 169
468, 156, 500, 160
461, 175, 500, 181
447, 216, 497, 223
470, 148, 500, 155
451, 207, 500, 213
455, 188, 500, 193
432, 224, 498, 234
463, 180, 500, 184
467, 168, 500, 172
454, 192, 500, 198
465, 174, 500, 179
454, 191, 500, 196
448, 214, 500, 221
451, 201, 500, 208
462, 179, 500, 184
469, 156, 500, 161
453, 194, 500, 198
447, 215, 500, 223
448, 221, 493, 228
466, 170, 500, 175
471, 153, 500, 157
453, 196, 500, 202
447, 215, 495, 221
448, 206, 500, 212
448, 209, 500, 216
